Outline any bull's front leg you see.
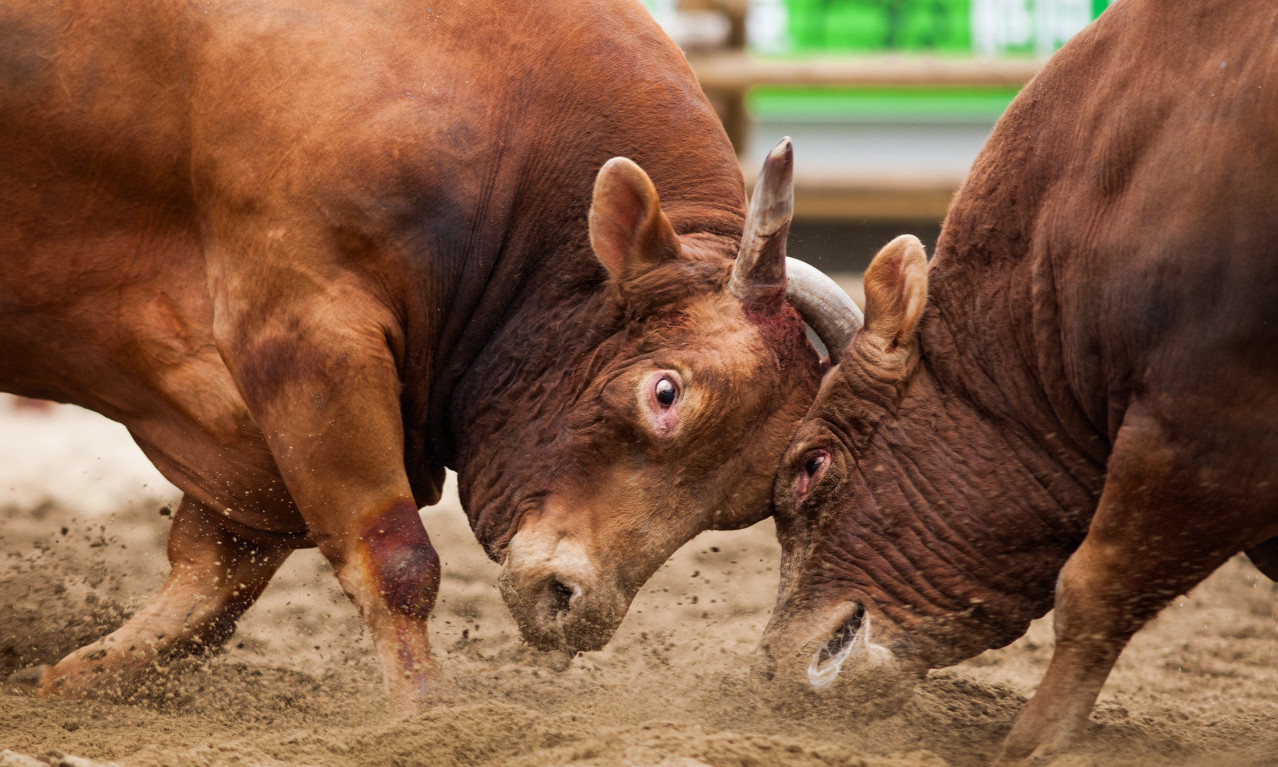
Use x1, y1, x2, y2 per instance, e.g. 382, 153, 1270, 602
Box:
995, 411, 1244, 766
217, 295, 443, 709
33, 496, 290, 698
331, 497, 442, 706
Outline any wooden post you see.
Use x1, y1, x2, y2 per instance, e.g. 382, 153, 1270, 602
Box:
680, 0, 751, 154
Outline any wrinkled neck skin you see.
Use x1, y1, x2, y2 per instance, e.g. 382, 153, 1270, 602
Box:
377, 0, 749, 508
449, 229, 747, 564
785, 303, 1109, 674
449, 248, 627, 561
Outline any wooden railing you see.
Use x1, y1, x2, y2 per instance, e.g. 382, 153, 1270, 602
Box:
672, 1, 1046, 220
690, 52, 1044, 91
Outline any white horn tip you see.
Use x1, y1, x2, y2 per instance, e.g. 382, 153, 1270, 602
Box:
768, 137, 793, 163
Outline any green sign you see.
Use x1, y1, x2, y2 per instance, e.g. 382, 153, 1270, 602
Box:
747, 0, 1115, 56
740, 0, 1117, 120
642, 0, 1118, 120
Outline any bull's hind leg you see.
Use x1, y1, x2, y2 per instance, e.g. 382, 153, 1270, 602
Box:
996, 410, 1254, 767
36, 495, 290, 698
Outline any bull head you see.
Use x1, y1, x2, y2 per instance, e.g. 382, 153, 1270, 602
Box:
756, 235, 1041, 711
753, 235, 935, 714
480, 139, 863, 658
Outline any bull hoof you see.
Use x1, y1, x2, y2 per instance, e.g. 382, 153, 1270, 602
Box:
543, 648, 577, 672
5, 665, 48, 691
385, 690, 451, 718
383, 669, 451, 717
992, 740, 1066, 767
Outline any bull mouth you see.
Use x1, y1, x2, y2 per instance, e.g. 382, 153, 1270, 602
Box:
498, 528, 631, 657
807, 603, 866, 689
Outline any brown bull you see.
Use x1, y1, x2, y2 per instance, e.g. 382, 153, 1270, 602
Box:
757, 1, 1278, 764
0, 0, 855, 706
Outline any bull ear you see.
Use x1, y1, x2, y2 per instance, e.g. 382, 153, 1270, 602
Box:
863, 234, 928, 347
589, 157, 680, 283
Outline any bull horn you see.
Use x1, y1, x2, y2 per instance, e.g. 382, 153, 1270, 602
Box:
784, 257, 863, 364
728, 137, 793, 304
730, 138, 863, 363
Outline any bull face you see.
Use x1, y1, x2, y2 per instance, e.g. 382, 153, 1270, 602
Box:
759, 235, 1073, 717
757, 235, 936, 711
456, 141, 860, 657
498, 290, 812, 655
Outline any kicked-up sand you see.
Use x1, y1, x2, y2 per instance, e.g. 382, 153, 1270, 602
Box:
2, 394, 1277, 767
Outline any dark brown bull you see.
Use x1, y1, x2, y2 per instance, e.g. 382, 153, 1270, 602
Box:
0, 0, 854, 707
758, 1, 1278, 763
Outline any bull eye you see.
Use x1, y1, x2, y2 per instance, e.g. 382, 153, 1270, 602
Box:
796, 448, 830, 500
654, 376, 677, 408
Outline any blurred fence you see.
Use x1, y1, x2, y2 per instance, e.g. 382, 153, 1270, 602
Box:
645, 0, 1113, 221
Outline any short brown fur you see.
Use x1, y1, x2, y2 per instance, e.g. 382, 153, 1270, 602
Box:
762, 1, 1278, 763
0, 0, 823, 706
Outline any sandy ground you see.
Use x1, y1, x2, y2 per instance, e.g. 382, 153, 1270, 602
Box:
2, 388, 1277, 767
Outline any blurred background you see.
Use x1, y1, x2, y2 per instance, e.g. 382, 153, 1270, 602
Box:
641, 0, 1114, 271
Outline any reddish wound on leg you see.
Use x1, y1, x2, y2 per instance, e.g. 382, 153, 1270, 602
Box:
359, 500, 441, 621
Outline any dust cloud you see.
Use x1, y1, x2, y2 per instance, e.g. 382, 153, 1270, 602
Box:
2, 398, 1276, 767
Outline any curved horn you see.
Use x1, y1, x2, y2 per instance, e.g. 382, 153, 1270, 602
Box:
729, 137, 793, 303
785, 257, 864, 364
733, 138, 863, 363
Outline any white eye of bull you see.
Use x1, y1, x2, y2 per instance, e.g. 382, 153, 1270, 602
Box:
654, 376, 677, 408
796, 448, 830, 500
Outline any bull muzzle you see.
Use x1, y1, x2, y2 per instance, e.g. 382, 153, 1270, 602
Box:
498, 531, 630, 656
755, 601, 921, 715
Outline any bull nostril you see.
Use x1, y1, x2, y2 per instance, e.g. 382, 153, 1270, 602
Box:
819, 603, 866, 664
549, 579, 575, 615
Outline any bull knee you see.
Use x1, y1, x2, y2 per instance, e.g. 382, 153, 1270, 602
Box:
354, 500, 441, 621
1054, 545, 1170, 649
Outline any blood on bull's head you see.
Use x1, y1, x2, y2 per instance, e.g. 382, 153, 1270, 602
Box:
453, 140, 863, 657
